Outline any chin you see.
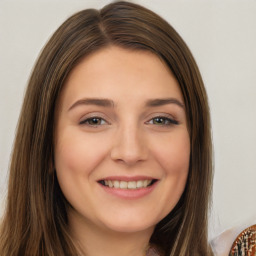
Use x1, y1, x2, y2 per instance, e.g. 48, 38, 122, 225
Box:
99, 215, 157, 234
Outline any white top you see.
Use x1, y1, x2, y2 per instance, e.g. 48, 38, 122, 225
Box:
211, 217, 256, 255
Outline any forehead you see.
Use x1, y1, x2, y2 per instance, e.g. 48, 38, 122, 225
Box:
59, 46, 183, 107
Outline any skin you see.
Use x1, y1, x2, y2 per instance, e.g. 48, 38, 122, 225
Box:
54, 46, 190, 256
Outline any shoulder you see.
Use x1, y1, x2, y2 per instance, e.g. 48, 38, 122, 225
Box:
211, 223, 256, 256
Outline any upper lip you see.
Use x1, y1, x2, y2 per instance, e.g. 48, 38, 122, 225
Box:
98, 176, 158, 182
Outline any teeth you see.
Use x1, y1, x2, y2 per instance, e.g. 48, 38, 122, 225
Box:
108, 180, 113, 188
127, 181, 136, 189
113, 180, 119, 188
103, 179, 153, 189
120, 181, 128, 189
136, 180, 143, 188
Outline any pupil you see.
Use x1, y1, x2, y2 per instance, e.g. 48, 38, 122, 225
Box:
91, 118, 100, 124
154, 118, 164, 124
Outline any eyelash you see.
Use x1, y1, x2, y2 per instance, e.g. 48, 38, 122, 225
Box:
79, 115, 179, 127
79, 117, 108, 126
146, 116, 179, 126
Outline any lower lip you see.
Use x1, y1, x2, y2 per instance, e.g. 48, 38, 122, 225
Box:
98, 181, 158, 199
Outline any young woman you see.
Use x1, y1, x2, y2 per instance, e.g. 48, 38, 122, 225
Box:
0, 1, 213, 255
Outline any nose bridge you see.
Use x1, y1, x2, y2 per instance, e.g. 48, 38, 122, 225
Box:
110, 118, 148, 165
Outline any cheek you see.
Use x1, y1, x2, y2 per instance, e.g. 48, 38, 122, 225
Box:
151, 131, 190, 216
54, 129, 109, 176
154, 131, 190, 175
54, 129, 111, 211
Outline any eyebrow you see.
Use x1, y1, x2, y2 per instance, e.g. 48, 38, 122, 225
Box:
145, 98, 184, 108
68, 97, 184, 111
68, 98, 115, 111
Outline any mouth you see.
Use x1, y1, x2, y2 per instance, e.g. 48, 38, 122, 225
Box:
97, 179, 158, 189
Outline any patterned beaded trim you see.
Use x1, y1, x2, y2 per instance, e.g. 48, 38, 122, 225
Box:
229, 224, 256, 256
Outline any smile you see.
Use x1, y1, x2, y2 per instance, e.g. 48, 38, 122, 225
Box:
97, 177, 159, 199
98, 179, 157, 189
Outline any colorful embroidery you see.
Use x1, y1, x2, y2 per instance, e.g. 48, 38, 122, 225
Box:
229, 224, 256, 256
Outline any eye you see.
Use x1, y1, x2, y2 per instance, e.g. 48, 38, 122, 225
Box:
147, 116, 179, 126
79, 117, 108, 126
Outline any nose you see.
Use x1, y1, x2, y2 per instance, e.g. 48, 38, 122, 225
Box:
110, 124, 148, 165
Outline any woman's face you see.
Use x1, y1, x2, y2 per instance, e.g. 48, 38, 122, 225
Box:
54, 46, 190, 234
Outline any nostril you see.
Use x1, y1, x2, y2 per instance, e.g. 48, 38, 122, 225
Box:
110, 134, 148, 165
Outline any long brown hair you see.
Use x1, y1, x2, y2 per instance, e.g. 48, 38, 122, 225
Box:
0, 1, 213, 255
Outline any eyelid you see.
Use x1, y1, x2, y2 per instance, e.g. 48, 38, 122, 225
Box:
145, 113, 179, 126
78, 112, 179, 127
79, 117, 108, 126
79, 112, 110, 126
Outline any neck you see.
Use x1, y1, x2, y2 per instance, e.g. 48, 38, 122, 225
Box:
68, 210, 154, 256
